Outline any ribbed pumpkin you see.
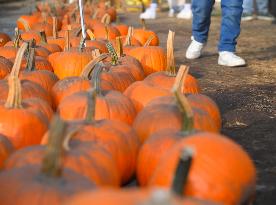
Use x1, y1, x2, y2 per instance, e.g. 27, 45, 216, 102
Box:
58, 64, 137, 125
149, 134, 256, 205
16, 15, 39, 31
133, 66, 219, 143
0, 33, 11, 47
128, 39, 166, 76
38, 31, 62, 53
133, 28, 159, 46
115, 24, 129, 36
51, 54, 113, 109
0, 117, 95, 205
0, 43, 48, 149
50, 31, 93, 79
0, 57, 12, 79
0, 134, 13, 169
5, 118, 121, 187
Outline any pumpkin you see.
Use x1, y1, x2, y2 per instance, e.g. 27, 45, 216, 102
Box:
0, 43, 49, 149
133, 28, 159, 46
128, 41, 166, 76
21, 30, 41, 43
115, 24, 129, 36
16, 15, 39, 31
0, 117, 95, 205
0, 134, 13, 169
0, 57, 12, 79
133, 66, 219, 143
58, 64, 137, 125
149, 134, 256, 205
38, 31, 62, 53
93, 24, 120, 40
0, 33, 11, 47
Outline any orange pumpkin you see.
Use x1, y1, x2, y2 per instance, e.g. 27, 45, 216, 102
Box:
0, 33, 11, 47
0, 57, 12, 79
0, 134, 13, 169
0, 117, 95, 205
133, 28, 159, 46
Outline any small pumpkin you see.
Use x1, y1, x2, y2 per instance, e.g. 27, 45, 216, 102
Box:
0, 33, 11, 47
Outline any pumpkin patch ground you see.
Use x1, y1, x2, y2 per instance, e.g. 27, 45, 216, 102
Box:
0, 1, 275, 205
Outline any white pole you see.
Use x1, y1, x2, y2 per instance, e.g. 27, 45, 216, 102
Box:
79, 0, 86, 40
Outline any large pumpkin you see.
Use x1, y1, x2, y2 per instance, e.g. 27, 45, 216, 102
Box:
0, 134, 13, 169
0, 117, 95, 205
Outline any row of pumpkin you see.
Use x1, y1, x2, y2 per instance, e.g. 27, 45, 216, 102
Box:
0, 0, 256, 205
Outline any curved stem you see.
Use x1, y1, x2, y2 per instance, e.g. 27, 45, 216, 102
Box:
172, 65, 194, 132
87, 29, 96, 40
101, 13, 111, 24
17, 18, 31, 31
166, 30, 176, 76
91, 64, 103, 96
80, 53, 109, 78
41, 116, 67, 178
63, 129, 78, 151
106, 42, 118, 65
10, 42, 28, 77
172, 147, 194, 196
144, 35, 154, 47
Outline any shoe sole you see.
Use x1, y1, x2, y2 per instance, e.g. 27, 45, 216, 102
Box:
241, 16, 254, 21
218, 59, 247, 67
257, 16, 275, 21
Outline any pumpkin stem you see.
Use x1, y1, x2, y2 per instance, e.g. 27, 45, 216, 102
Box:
92, 49, 101, 59
101, 13, 111, 25
144, 35, 154, 47
79, 36, 86, 52
5, 43, 28, 109
26, 39, 36, 71
104, 25, 110, 41
17, 17, 31, 31
91, 63, 104, 95
52, 16, 58, 39
87, 29, 96, 40
166, 30, 176, 76
115, 37, 123, 57
41, 116, 67, 178
124, 26, 133, 46
64, 29, 71, 51
62, 129, 78, 151
13, 28, 21, 49
172, 65, 194, 132
74, 27, 82, 37
92, 9, 99, 19
39, 31, 48, 43
85, 88, 97, 122
81, 53, 109, 78
106, 42, 118, 65
141, 18, 146, 30
172, 147, 194, 196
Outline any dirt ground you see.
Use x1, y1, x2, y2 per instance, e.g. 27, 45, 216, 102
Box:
0, 1, 275, 205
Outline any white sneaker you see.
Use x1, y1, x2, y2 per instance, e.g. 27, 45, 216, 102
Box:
177, 4, 192, 19
218, 51, 246, 67
140, 4, 157, 19
186, 37, 205, 59
168, 9, 175, 17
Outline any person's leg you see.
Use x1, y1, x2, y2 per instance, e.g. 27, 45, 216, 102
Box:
243, 0, 254, 14
185, 0, 214, 59
177, 0, 193, 19
218, 0, 246, 66
257, 0, 275, 20
192, 0, 215, 43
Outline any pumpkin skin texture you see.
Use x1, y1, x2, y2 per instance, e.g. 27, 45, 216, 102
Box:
0, 33, 11, 47
0, 134, 13, 169
133, 96, 218, 143
128, 46, 166, 76
58, 90, 137, 125
149, 134, 257, 205
50, 51, 93, 79
133, 29, 159, 46
0, 57, 12, 79
5, 142, 121, 187
64, 189, 218, 205
115, 24, 129, 36
0, 165, 95, 205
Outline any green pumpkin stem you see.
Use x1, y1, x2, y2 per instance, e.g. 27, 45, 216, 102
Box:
106, 42, 118, 65
172, 147, 194, 196
80, 53, 109, 79
41, 116, 67, 178
166, 30, 176, 76
39, 31, 48, 43
172, 65, 194, 132
26, 39, 36, 71
13, 28, 21, 49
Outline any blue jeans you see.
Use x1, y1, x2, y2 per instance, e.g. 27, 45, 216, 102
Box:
243, 0, 269, 15
192, 0, 243, 52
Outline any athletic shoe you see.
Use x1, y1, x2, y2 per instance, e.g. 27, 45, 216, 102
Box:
218, 51, 246, 67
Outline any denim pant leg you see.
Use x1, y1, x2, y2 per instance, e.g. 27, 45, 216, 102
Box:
243, 0, 254, 14
218, 0, 243, 52
192, 0, 215, 44
257, 0, 269, 14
